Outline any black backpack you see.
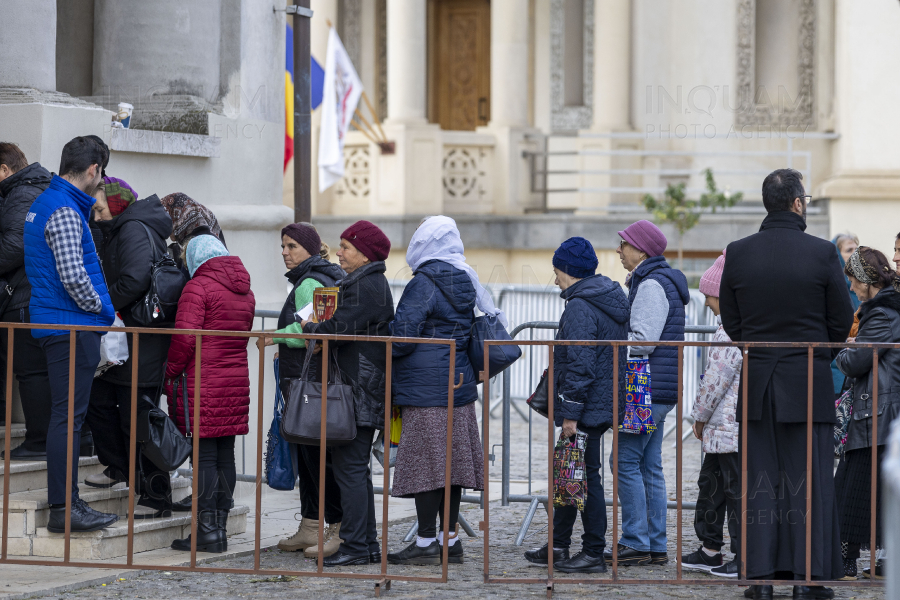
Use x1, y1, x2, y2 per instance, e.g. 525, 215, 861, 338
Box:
131, 222, 188, 326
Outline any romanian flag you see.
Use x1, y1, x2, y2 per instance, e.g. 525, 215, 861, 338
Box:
285, 23, 325, 172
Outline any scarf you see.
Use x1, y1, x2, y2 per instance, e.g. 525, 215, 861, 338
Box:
406, 216, 507, 327
186, 235, 229, 278
102, 177, 138, 216
160, 192, 223, 245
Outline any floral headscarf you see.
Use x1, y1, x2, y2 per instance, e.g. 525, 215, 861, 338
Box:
160, 192, 223, 245
102, 177, 138, 216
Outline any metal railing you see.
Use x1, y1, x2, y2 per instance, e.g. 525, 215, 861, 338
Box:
480, 336, 885, 593
885, 419, 900, 598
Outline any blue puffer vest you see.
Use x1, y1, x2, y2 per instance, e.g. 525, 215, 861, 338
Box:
627, 255, 690, 405
24, 175, 115, 338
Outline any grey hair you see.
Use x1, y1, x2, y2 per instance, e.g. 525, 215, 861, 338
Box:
834, 232, 859, 251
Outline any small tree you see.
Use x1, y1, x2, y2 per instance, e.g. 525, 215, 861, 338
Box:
642, 168, 742, 269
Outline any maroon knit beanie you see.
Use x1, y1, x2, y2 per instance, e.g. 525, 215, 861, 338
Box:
281, 223, 321, 257
341, 220, 391, 262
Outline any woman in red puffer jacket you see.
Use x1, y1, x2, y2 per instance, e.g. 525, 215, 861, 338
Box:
164, 234, 255, 553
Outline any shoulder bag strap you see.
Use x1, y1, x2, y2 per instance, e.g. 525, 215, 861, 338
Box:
136, 222, 162, 263
181, 372, 192, 437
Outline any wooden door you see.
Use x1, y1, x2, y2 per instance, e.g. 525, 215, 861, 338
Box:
432, 0, 491, 131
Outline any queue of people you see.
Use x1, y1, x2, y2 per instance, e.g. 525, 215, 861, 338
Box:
0, 138, 895, 593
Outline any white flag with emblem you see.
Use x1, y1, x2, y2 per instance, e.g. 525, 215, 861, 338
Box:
318, 27, 363, 192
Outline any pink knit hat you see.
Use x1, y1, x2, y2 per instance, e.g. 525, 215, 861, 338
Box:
618, 220, 667, 257
699, 251, 726, 298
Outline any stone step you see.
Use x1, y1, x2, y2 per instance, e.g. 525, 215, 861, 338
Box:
15, 505, 250, 559
0, 422, 27, 447
0, 477, 193, 538
0, 456, 105, 494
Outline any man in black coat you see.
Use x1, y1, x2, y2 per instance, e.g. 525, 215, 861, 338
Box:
720, 169, 853, 598
0, 143, 53, 457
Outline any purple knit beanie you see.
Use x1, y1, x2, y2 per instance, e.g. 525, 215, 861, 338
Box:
618, 220, 667, 257
699, 251, 726, 298
281, 223, 321, 257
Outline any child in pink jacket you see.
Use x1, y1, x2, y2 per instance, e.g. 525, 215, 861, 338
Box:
681, 253, 742, 577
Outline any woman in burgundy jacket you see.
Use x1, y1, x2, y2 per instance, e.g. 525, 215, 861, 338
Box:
164, 235, 256, 553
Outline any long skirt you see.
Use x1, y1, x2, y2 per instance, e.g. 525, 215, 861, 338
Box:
834, 445, 885, 551
740, 387, 843, 580
391, 403, 484, 498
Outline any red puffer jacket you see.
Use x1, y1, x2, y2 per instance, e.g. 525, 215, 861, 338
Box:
165, 255, 256, 437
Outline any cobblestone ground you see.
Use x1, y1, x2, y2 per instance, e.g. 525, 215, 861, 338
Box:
35, 404, 885, 600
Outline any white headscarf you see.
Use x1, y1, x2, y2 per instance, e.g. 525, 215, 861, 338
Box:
406, 216, 507, 327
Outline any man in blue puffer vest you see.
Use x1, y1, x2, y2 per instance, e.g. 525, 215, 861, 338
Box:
23, 137, 117, 533
607, 220, 689, 567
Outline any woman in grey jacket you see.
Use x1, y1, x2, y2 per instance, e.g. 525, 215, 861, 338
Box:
835, 247, 900, 580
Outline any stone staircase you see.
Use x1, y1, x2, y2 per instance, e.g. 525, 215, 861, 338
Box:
1, 422, 248, 559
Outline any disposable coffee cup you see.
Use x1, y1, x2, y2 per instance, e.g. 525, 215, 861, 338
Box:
116, 103, 133, 129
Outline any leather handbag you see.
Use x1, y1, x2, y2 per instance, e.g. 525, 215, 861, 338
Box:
131, 217, 187, 326
467, 314, 522, 381
136, 394, 192, 472
280, 344, 357, 446
526, 369, 550, 418
265, 358, 296, 490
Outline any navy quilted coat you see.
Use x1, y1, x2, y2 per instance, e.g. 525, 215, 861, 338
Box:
626, 256, 690, 405
554, 274, 630, 429
391, 260, 479, 408
165, 255, 256, 437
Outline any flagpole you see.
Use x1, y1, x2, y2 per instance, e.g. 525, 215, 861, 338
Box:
353, 108, 384, 143
361, 92, 387, 142
293, 0, 312, 223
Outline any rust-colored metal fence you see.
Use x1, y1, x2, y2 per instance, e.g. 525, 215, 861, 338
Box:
480, 337, 886, 596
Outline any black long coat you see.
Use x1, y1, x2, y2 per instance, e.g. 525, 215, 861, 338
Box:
719, 211, 854, 423
97, 195, 175, 388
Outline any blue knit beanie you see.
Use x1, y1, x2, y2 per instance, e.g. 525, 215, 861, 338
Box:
553, 237, 598, 279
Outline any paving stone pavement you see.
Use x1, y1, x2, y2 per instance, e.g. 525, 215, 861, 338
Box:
27, 408, 885, 600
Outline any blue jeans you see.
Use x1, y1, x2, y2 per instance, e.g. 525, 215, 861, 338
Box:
611, 403, 674, 553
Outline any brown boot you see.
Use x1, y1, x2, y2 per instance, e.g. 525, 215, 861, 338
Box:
277, 518, 319, 552
303, 522, 342, 558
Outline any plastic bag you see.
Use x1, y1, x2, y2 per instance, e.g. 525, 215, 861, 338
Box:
373, 406, 402, 468
620, 358, 657, 435
96, 314, 128, 377
265, 358, 296, 490
553, 431, 588, 511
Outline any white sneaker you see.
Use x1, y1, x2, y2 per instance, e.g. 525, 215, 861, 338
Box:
84, 471, 126, 488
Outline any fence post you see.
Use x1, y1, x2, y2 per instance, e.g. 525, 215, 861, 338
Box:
502, 368, 511, 506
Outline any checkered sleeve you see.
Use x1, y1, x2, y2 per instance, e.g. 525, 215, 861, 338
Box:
44, 207, 102, 313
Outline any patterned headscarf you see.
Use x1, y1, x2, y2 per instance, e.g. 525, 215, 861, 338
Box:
846, 247, 882, 285
160, 192, 223, 245
102, 177, 138, 216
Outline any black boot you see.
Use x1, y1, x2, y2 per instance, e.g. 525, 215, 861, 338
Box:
744, 585, 773, 600
47, 498, 118, 533
171, 510, 226, 553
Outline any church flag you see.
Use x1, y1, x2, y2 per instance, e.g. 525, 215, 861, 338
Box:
318, 27, 363, 192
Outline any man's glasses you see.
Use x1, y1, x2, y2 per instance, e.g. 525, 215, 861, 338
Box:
802, 195, 812, 204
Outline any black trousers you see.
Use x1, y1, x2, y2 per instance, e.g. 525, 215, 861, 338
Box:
0, 307, 52, 451
41, 331, 100, 505
197, 436, 236, 514
331, 427, 377, 556
297, 444, 343, 524
415, 486, 462, 539
85, 378, 172, 509
553, 426, 608, 557
694, 451, 740, 553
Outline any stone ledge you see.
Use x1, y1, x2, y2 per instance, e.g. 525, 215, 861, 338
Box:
109, 127, 220, 158
0, 88, 108, 111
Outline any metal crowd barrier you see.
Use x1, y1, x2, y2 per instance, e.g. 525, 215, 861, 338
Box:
0, 322, 462, 595
885, 419, 900, 599
480, 336, 886, 594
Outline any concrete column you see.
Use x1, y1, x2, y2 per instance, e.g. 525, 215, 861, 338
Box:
0, 0, 56, 90
592, 0, 631, 130
93, 0, 221, 99
386, 0, 427, 123
489, 0, 529, 128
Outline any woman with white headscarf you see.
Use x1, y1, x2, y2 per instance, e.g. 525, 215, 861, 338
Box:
386, 216, 497, 566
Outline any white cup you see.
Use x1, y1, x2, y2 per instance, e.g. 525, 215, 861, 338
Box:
116, 102, 134, 128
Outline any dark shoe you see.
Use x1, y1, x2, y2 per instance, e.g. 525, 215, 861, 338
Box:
682, 546, 723, 572
47, 498, 118, 533
388, 540, 442, 565
323, 551, 371, 567
85, 469, 126, 488
79, 432, 94, 457
650, 551, 668, 565
172, 495, 193, 512
792, 586, 834, 600
862, 560, 884, 579
443, 541, 464, 564
524, 544, 570, 565
744, 585, 773, 600
603, 543, 651, 566
2, 444, 47, 462
840, 556, 857, 580
369, 551, 382, 564
215, 509, 229, 533
130, 505, 173, 520
555, 551, 608, 574
710, 559, 739, 578
171, 510, 226, 553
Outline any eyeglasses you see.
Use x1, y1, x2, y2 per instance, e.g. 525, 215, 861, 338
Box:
802, 195, 812, 204
618, 239, 627, 249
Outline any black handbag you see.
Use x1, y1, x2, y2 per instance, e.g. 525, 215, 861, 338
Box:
527, 369, 550, 418
467, 314, 522, 381
136, 393, 192, 471
280, 344, 357, 446
0, 268, 28, 316
131, 217, 187, 326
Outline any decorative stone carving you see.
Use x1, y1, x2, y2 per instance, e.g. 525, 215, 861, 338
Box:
336, 146, 371, 200
550, 0, 594, 132
443, 147, 486, 204
735, 0, 816, 129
